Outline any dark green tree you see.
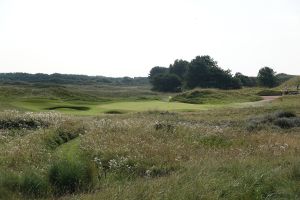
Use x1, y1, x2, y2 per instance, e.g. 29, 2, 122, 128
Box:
151, 74, 182, 92
169, 59, 189, 80
185, 56, 212, 88
234, 72, 257, 87
257, 67, 278, 87
148, 66, 168, 84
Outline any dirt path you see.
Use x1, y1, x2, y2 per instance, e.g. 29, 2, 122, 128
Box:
260, 96, 282, 102
233, 95, 282, 108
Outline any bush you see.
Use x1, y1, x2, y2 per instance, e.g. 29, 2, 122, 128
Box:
274, 110, 296, 118
274, 117, 300, 129
20, 171, 49, 198
246, 120, 262, 132
48, 160, 96, 195
0, 111, 59, 130
247, 110, 300, 131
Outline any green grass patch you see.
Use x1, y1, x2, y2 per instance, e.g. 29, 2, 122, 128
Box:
198, 135, 232, 148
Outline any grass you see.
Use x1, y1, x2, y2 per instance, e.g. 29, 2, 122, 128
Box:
171, 88, 262, 104
0, 85, 276, 115
1, 83, 300, 199
277, 76, 300, 90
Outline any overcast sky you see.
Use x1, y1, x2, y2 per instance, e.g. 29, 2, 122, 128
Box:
0, 0, 299, 77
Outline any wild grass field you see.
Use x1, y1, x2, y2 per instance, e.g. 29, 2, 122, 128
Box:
1, 83, 300, 199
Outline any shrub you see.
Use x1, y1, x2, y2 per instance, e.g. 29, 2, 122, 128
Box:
48, 160, 96, 195
274, 117, 300, 129
246, 119, 262, 132
0, 111, 60, 130
246, 110, 300, 131
20, 171, 49, 198
274, 110, 296, 118
0, 118, 43, 130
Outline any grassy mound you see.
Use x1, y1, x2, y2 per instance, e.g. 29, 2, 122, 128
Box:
256, 89, 282, 96
277, 76, 300, 90
171, 89, 261, 104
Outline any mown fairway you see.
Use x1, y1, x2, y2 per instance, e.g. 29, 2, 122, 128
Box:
8, 99, 221, 115
1, 84, 300, 200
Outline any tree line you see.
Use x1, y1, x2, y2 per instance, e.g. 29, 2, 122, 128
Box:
0, 73, 149, 86
149, 55, 288, 92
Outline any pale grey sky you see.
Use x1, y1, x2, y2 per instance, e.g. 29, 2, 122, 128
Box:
0, 0, 299, 77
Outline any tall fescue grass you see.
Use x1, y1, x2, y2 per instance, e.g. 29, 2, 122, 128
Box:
49, 160, 97, 195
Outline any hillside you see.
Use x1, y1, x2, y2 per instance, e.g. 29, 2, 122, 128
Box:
171, 89, 262, 104
277, 76, 300, 90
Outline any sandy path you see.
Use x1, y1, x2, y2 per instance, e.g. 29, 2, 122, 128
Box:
260, 96, 282, 102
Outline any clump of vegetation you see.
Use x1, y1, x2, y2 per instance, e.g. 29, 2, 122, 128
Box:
93, 154, 177, 179
257, 89, 282, 96
274, 117, 300, 129
20, 171, 49, 198
0, 171, 20, 199
48, 160, 97, 195
154, 121, 175, 132
0, 110, 59, 129
247, 110, 300, 131
219, 168, 279, 199
0, 170, 49, 199
274, 110, 297, 118
46, 120, 86, 149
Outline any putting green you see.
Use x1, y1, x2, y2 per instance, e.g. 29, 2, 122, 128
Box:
97, 101, 219, 112
8, 98, 223, 115
7, 98, 269, 115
